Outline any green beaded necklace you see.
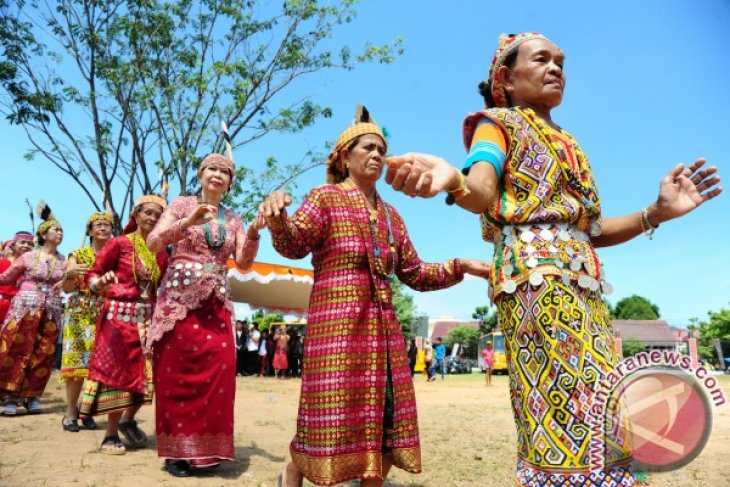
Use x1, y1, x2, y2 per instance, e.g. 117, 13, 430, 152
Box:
203, 205, 226, 249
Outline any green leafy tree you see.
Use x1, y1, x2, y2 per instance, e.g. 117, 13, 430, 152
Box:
472, 305, 497, 335
611, 295, 660, 320
688, 304, 730, 362
621, 338, 647, 358
444, 323, 481, 358
250, 309, 284, 333
0, 0, 402, 229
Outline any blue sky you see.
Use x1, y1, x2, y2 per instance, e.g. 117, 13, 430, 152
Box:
1, 0, 728, 326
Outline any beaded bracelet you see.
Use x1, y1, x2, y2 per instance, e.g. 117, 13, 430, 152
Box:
445, 168, 471, 205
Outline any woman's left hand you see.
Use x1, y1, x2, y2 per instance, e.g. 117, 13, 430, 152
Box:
459, 259, 491, 279
653, 158, 722, 224
249, 214, 267, 232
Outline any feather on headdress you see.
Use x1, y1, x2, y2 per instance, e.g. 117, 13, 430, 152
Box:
35, 200, 61, 235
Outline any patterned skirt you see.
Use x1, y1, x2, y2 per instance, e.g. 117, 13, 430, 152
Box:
152, 295, 235, 464
496, 278, 638, 487
60, 294, 101, 381
0, 310, 59, 397
79, 299, 153, 417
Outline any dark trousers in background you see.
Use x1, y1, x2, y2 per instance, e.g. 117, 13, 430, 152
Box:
245, 350, 259, 375
236, 348, 246, 375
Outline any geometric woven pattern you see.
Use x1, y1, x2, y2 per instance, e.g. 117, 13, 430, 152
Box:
498, 279, 637, 486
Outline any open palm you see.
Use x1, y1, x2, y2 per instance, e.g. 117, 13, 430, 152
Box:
656, 159, 722, 222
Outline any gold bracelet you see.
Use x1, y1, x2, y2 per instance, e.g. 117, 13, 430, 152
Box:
445, 168, 471, 201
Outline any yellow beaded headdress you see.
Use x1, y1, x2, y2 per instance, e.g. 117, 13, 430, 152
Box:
84, 211, 114, 244
487, 32, 550, 108
35, 200, 62, 237
326, 105, 386, 184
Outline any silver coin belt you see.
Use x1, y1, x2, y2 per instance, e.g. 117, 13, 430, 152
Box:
105, 299, 152, 323
165, 261, 229, 296
495, 222, 613, 296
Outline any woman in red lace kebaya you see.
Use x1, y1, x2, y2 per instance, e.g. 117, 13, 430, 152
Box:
260, 107, 490, 487
147, 153, 264, 477
79, 195, 168, 455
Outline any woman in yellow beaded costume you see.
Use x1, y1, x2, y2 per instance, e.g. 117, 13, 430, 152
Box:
59, 211, 113, 432
385, 32, 722, 486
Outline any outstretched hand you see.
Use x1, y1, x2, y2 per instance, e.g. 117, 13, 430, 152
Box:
460, 259, 491, 279
259, 190, 292, 218
654, 158, 722, 224
385, 153, 459, 198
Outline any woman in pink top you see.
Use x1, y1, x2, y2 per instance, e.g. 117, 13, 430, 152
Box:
0, 208, 65, 416
481, 342, 495, 386
146, 153, 264, 477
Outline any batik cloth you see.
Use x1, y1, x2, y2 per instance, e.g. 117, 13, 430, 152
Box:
0, 250, 65, 397
464, 108, 637, 485
153, 295, 235, 464
268, 179, 464, 485
60, 246, 102, 381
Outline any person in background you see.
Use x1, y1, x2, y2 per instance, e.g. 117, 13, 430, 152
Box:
0, 232, 34, 324
481, 342, 494, 387
430, 337, 446, 381
80, 195, 168, 455
235, 320, 247, 376
59, 211, 113, 433
407, 338, 417, 377
272, 324, 289, 379
245, 322, 261, 376
0, 206, 65, 416
258, 329, 269, 376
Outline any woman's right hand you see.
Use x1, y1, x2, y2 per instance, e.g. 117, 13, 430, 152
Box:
65, 262, 89, 281
92, 271, 118, 292
386, 153, 461, 197
259, 190, 292, 218
181, 204, 218, 229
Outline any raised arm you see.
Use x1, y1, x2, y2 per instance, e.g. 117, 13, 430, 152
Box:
393, 208, 490, 291
260, 188, 328, 260
146, 197, 186, 253
385, 118, 505, 214
592, 159, 722, 247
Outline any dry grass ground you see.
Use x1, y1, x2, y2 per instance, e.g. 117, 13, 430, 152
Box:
1, 372, 728, 486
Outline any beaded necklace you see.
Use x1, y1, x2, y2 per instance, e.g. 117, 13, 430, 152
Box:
198, 198, 227, 249
517, 107, 599, 210
126, 232, 161, 299
368, 194, 396, 280
32, 250, 59, 284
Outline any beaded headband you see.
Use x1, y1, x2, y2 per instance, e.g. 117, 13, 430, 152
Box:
13, 231, 33, 242
326, 105, 386, 184
487, 32, 550, 108
198, 153, 235, 180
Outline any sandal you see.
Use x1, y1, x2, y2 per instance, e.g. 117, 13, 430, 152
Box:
118, 419, 148, 448
81, 415, 98, 430
100, 434, 126, 455
62, 416, 80, 432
